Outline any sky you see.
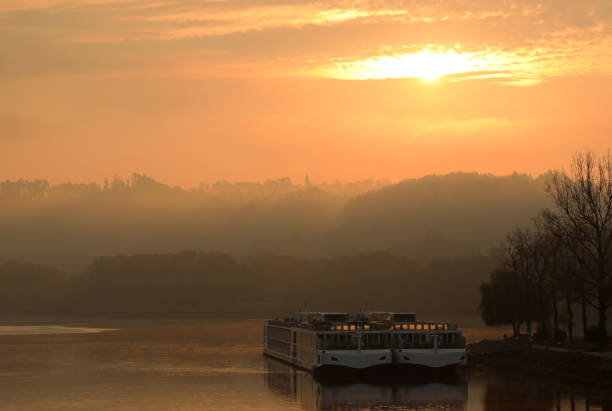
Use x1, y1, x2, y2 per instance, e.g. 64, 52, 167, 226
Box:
1, 0, 611, 187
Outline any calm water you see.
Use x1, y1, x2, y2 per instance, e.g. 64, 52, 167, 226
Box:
0, 320, 609, 410
0, 325, 117, 335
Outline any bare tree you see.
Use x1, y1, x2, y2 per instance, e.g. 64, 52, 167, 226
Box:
502, 228, 543, 334
546, 151, 612, 346
533, 215, 563, 336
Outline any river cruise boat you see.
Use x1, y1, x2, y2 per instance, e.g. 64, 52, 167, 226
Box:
263, 311, 466, 371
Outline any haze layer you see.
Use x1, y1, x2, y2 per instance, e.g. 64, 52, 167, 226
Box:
2, 1, 612, 185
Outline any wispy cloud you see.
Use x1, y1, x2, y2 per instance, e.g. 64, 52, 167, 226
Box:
1, 0, 611, 84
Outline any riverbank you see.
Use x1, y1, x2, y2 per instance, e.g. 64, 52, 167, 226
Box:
470, 341, 612, 387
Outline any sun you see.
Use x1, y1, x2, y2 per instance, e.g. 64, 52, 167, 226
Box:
321, 49, 489, 81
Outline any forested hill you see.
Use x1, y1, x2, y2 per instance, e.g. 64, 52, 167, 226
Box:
0, 172, 550, 271
0, 252, 494, 319
333, 172, 551, 258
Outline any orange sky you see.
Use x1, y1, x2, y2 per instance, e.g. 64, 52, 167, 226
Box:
1, 0, 611, 187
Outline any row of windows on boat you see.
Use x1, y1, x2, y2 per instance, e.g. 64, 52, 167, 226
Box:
319, 333, 462, 349
267, 340, 291, 356
328, 323, 457, 331
267, 333, 463, 350
265, 325, 461, 345
268, 320, 457, 331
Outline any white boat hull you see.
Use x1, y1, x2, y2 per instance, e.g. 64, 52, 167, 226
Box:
319, 349, 392, 369
393, 348, 467, 368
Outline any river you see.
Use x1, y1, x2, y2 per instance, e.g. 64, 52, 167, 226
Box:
0, 320, 608, 410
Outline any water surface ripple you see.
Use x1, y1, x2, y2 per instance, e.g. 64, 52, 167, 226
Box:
0, 321, 608, 410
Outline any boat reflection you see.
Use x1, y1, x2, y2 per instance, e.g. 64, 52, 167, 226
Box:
264, 357, 468, 410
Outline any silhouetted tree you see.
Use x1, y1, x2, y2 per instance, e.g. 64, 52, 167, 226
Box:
480, 269, 527, 336
501, 229, 543, 334
546, 151, 612, 346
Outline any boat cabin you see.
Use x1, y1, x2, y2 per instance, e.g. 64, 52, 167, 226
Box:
295, 311, 348, 324
391, 312, 416, 322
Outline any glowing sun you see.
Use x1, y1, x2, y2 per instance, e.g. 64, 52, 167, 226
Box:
320, 50, 495, 81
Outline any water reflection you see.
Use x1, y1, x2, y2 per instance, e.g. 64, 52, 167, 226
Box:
264, 358, 467, 410
264, 357, 612, 411
477, 370, 609, 411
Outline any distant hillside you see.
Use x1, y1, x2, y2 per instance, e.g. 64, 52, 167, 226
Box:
0, 172, 550, 270
331, 172, 550, 258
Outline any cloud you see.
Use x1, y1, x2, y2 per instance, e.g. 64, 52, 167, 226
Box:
0, 0, 611, 83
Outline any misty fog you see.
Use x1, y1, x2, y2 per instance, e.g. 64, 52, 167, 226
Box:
0, 172, 551, 318
0, 172, 549, 268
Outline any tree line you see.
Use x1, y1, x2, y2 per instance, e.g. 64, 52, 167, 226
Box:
0, 251, 493, 320
480, 151, 612, 345
0, 173, 387, 204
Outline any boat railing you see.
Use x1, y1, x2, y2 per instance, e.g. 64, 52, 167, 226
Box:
268, 319, 461, 333
389, 322, 458, 331
309, 321, 388, 331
